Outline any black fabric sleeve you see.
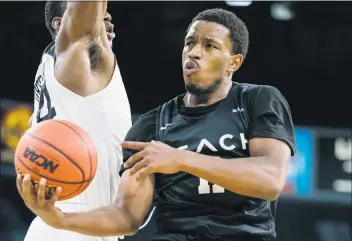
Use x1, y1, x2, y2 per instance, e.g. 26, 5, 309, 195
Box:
248, 86, 296, 156
119, 109, 158, 176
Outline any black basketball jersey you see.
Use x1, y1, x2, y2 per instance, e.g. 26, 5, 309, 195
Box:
121, 82, 296, 241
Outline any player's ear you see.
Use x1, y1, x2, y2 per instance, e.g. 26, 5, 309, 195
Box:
228, 54, 243, 73
52, 17, 62, 33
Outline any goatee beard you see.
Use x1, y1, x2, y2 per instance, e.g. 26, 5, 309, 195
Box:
185, 79, 222, 96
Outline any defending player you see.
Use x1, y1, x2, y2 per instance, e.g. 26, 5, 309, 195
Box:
23, 1, 131, 241
18, 8, 296, 241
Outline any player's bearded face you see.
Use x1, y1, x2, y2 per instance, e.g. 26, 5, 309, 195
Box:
182, 21, 234, 95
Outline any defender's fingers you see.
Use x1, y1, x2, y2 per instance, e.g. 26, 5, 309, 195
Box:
48, 186, 62, 205
22, 174, 35, 206
37, 178, 47, 206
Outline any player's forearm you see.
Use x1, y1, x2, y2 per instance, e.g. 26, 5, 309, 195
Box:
67, 2, 107, 18
66, 2, 107, 34
59, 204, 138, 237
180, 150, 284, 200
67, 2, 107, 17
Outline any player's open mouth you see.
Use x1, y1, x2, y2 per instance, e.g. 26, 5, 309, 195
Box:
183, 60, 200, 75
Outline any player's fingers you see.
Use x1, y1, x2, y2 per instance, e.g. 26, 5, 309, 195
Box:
37, 178, 46, 207
121, 141, 148, 151
124, 150, 147, 168
129, 158, 149, 175
16, 174, 24, 198
22, 174, 35, 206
136, 166, 153, 181
48, 186, 62, 205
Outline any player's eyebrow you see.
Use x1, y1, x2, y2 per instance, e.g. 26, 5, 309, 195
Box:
185, 35, 221, 44
185, 36, 195, 41
204, 37, 221, 45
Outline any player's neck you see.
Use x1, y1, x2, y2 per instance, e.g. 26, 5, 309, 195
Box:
184, 80, 232, 108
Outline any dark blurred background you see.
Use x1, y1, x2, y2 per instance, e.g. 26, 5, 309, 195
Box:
1, 2, 351, 241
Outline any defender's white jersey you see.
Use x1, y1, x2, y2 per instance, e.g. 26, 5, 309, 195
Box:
32, 42, 132, 210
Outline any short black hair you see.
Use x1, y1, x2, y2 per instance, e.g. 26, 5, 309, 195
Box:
187, 8, 249, 58
45, 1, 67, 39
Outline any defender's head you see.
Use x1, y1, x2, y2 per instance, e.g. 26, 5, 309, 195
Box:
44, 1, 67, 39
182, 8, 249, 95
44, 1, 115, 46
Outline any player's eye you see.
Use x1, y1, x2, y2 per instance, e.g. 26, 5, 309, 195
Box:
206, 44, 217, 49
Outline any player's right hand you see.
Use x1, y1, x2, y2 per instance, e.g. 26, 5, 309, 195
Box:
16, 174, 65, 229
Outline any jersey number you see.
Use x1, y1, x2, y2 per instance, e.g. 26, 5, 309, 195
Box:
198, 178, 225, 194
36, 83, 56, 123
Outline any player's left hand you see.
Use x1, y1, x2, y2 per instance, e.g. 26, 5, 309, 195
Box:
121, 141, 185, 179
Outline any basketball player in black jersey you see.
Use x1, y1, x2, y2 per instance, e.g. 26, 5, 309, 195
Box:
18, 8, 296, 241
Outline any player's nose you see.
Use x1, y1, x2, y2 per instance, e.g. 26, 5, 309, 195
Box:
188, 44, 202, 60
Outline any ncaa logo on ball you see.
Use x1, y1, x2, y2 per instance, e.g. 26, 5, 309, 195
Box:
23, 147, 60, 173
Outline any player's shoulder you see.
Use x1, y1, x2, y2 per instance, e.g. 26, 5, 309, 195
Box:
232, 81, 280, 96
138, 107, 159, 124
126, 108, 159, 141
159, 94, 181, 113
231, 81, 285, 102
38, 42, 56, 65
43, 41, 56, 58
138, 93, 181, 122
136, 94, 182, 129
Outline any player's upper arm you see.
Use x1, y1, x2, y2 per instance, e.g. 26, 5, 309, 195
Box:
116, 169, 155, 231
249, 137, 291, 194
59, 2, 107, 43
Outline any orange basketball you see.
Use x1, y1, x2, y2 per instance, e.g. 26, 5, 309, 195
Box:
14, 120, 97, 201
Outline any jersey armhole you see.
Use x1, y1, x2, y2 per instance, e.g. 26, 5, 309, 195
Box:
44, 53, 120, 103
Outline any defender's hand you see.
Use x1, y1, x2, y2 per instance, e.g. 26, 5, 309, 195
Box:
16, 174, 64, 229
121, 141, 185, 179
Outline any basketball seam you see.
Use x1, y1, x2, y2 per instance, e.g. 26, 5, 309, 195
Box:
53, 120, 94, 185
